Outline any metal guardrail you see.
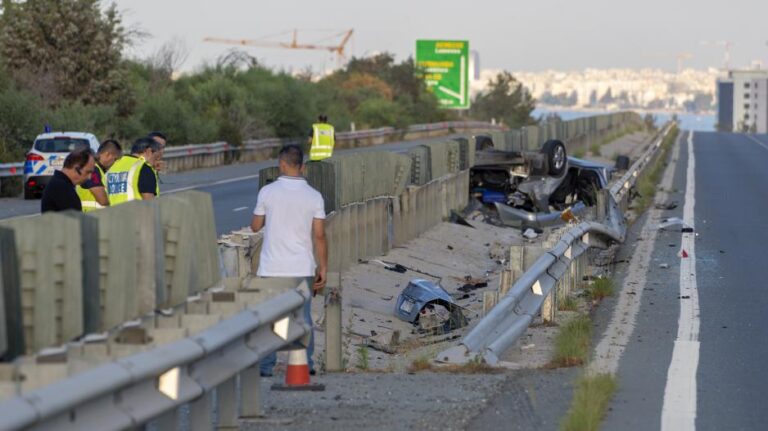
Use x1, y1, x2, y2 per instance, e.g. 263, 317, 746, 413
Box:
437, 124, 673, 365
0, 163, 22, 178
0, 281, 312, 431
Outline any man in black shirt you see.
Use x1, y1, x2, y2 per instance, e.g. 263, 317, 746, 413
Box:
41, 149, 95, 213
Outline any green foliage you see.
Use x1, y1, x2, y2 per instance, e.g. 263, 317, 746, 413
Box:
550, 314, 592, 367
558, 296, 578, 312
634, 125, 679, 211
561, 373, 618, 431
356, 345, 369, 370
0, 0, 127, 106
586, 277, 615, 301
470, 71, 537, 128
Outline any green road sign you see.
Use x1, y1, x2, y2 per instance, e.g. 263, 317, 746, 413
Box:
415, 40, 470, 109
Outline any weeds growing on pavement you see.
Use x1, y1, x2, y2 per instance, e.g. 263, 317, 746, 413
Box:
558, 295, 578, 312
634, 125, 679, 211
586, 277, 615, 301
356, 345, 369, 370
548, 314, 592, 368
561, 373, 618, 431
407, 356, 504, 374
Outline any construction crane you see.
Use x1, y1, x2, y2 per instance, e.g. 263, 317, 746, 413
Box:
700, 40, 734, 70
644, 52, 693, 74
204, 29, 354, 67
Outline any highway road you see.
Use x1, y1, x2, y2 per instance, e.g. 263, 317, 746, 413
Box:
0, 135, 463, 235
601, 131, 768, 430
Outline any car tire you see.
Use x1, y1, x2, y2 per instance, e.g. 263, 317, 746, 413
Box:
23, 187, 34, 200
541, 140, 567, 176
615, 155, 630, 171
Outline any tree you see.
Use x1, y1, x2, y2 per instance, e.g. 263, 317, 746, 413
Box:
470, 71, 536, 128
0, 0, 128, 106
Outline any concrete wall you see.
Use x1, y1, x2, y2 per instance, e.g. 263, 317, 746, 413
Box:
0, 193, 222, 356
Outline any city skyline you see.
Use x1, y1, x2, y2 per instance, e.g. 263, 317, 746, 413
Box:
115, 0, 768, 73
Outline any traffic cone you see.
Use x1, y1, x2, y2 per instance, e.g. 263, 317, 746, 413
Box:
271, 348, 325, 391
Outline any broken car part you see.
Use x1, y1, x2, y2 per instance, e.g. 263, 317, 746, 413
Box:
394, 279, 468, 333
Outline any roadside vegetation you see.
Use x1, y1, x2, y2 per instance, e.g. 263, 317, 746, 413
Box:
407, 355, 504, 374
0, 0, 537, 163
634, 125, 680, 210
561, 373, 618, 431
549, 314, 593, 367
585, 277, 615, 302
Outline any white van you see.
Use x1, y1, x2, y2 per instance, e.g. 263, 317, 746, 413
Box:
23, 132, 100, 199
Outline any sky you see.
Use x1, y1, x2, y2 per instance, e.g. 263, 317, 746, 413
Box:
114, 0, 768, 73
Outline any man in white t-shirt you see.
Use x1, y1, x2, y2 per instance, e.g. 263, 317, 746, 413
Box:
251, 144, 327, 376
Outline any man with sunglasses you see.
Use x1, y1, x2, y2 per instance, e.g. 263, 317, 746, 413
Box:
41, 148, 95, 213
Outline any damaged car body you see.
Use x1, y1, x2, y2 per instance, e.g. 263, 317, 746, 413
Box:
471, 136, 612, 228
394, 279, 468, 334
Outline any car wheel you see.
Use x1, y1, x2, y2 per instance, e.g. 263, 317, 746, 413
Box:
541, 140, 567, 176
23, 187, 35, 200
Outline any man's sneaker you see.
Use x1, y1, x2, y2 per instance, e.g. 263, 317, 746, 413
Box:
260, 371, 273, 377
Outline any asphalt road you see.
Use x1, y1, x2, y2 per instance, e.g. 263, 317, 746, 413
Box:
0, 135, 464, 235
602, 131, 768, 430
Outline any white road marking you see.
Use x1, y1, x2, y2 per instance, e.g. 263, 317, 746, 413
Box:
164, 173, 260, 195
744, 134, 768, 152
232, 206, 248, 212
590, 130, 682, 375
661, 131, 700, 431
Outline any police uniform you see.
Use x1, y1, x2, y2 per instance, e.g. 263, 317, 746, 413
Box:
309, 123, 335, 161
105, 155, 158, 205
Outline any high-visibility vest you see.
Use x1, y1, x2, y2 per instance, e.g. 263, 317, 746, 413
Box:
75, 163, 105, 213
310, 123, 335, 161
105, 155, 147, 206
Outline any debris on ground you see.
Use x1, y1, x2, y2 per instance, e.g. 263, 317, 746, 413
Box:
655, 201, 679, 210
659, 263, 670, 269
394, 279, 468, 334
450, 210, 475, 228
658, 217, 694, 232
523, 228, 539, 240
458, 280, 489, 292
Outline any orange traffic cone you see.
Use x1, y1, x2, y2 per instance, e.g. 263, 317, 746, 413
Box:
271, 348, 325, 391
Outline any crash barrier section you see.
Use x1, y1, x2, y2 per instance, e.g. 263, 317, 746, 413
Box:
0, 191, 221, 358
222, 169, 470, 281
160, 121, 502, 173
0, 279, 312, 431
438, 123, 673, 365
487, 112, 643, 153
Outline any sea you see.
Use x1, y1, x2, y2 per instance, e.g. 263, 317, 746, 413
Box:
532, 107, 716, 132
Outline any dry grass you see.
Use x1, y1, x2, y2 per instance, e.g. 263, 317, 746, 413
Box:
561, 373, 618, 431
558, 295, 578, 312
634, 125, 679, 211
548, 314, 592, 368
585, 277, 615, 302
407, 356, 505, 374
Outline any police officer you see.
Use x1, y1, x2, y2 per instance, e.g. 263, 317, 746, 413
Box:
105, 137, 161, 205
308, 115, 335, 161
76, 139, 122, 212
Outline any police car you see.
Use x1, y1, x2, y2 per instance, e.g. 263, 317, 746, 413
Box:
23, 132, 100, 199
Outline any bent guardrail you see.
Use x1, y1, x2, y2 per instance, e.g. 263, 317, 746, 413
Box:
0, 280, 312, 431
437, 123, 673, 365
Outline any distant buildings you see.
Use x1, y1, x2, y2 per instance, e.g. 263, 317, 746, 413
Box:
716, 70, 768, 133
472, 68, 719, 113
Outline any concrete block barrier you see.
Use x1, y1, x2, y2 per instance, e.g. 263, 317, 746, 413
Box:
0, 227, 23, 360
0, 213, 84, 354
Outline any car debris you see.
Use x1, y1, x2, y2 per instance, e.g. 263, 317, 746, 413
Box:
655, 201, 679, 210
471, 137, 613, 229
523, 228, 539, 240
394, 279, 468, 334
658, 217, 694, 232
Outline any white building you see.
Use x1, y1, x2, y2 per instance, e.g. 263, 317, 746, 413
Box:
721, 70, 768, 133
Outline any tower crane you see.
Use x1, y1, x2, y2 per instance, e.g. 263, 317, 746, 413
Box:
700, 40, 734, 70
204, 29, 354, 67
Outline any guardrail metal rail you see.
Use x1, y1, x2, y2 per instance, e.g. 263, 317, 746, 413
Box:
437, 124, 674, 365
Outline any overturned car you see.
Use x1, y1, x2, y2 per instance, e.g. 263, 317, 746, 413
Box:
471, 137, 613, 229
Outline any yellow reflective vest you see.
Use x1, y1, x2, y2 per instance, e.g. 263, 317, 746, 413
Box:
310, 123, 335, 161
105, 155, 154, 206
75, 163, 106, 213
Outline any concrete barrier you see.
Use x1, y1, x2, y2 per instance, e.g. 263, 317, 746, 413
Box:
0, 213, 84, 354
0, 227, 23, 360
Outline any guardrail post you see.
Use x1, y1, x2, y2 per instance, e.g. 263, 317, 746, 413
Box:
217, 377, 238, 429
240, 365, 262, 419
189, 392, 213, 431
154, 407, 180, 431
596, 189, 608, 221
325, 272, 343, 372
